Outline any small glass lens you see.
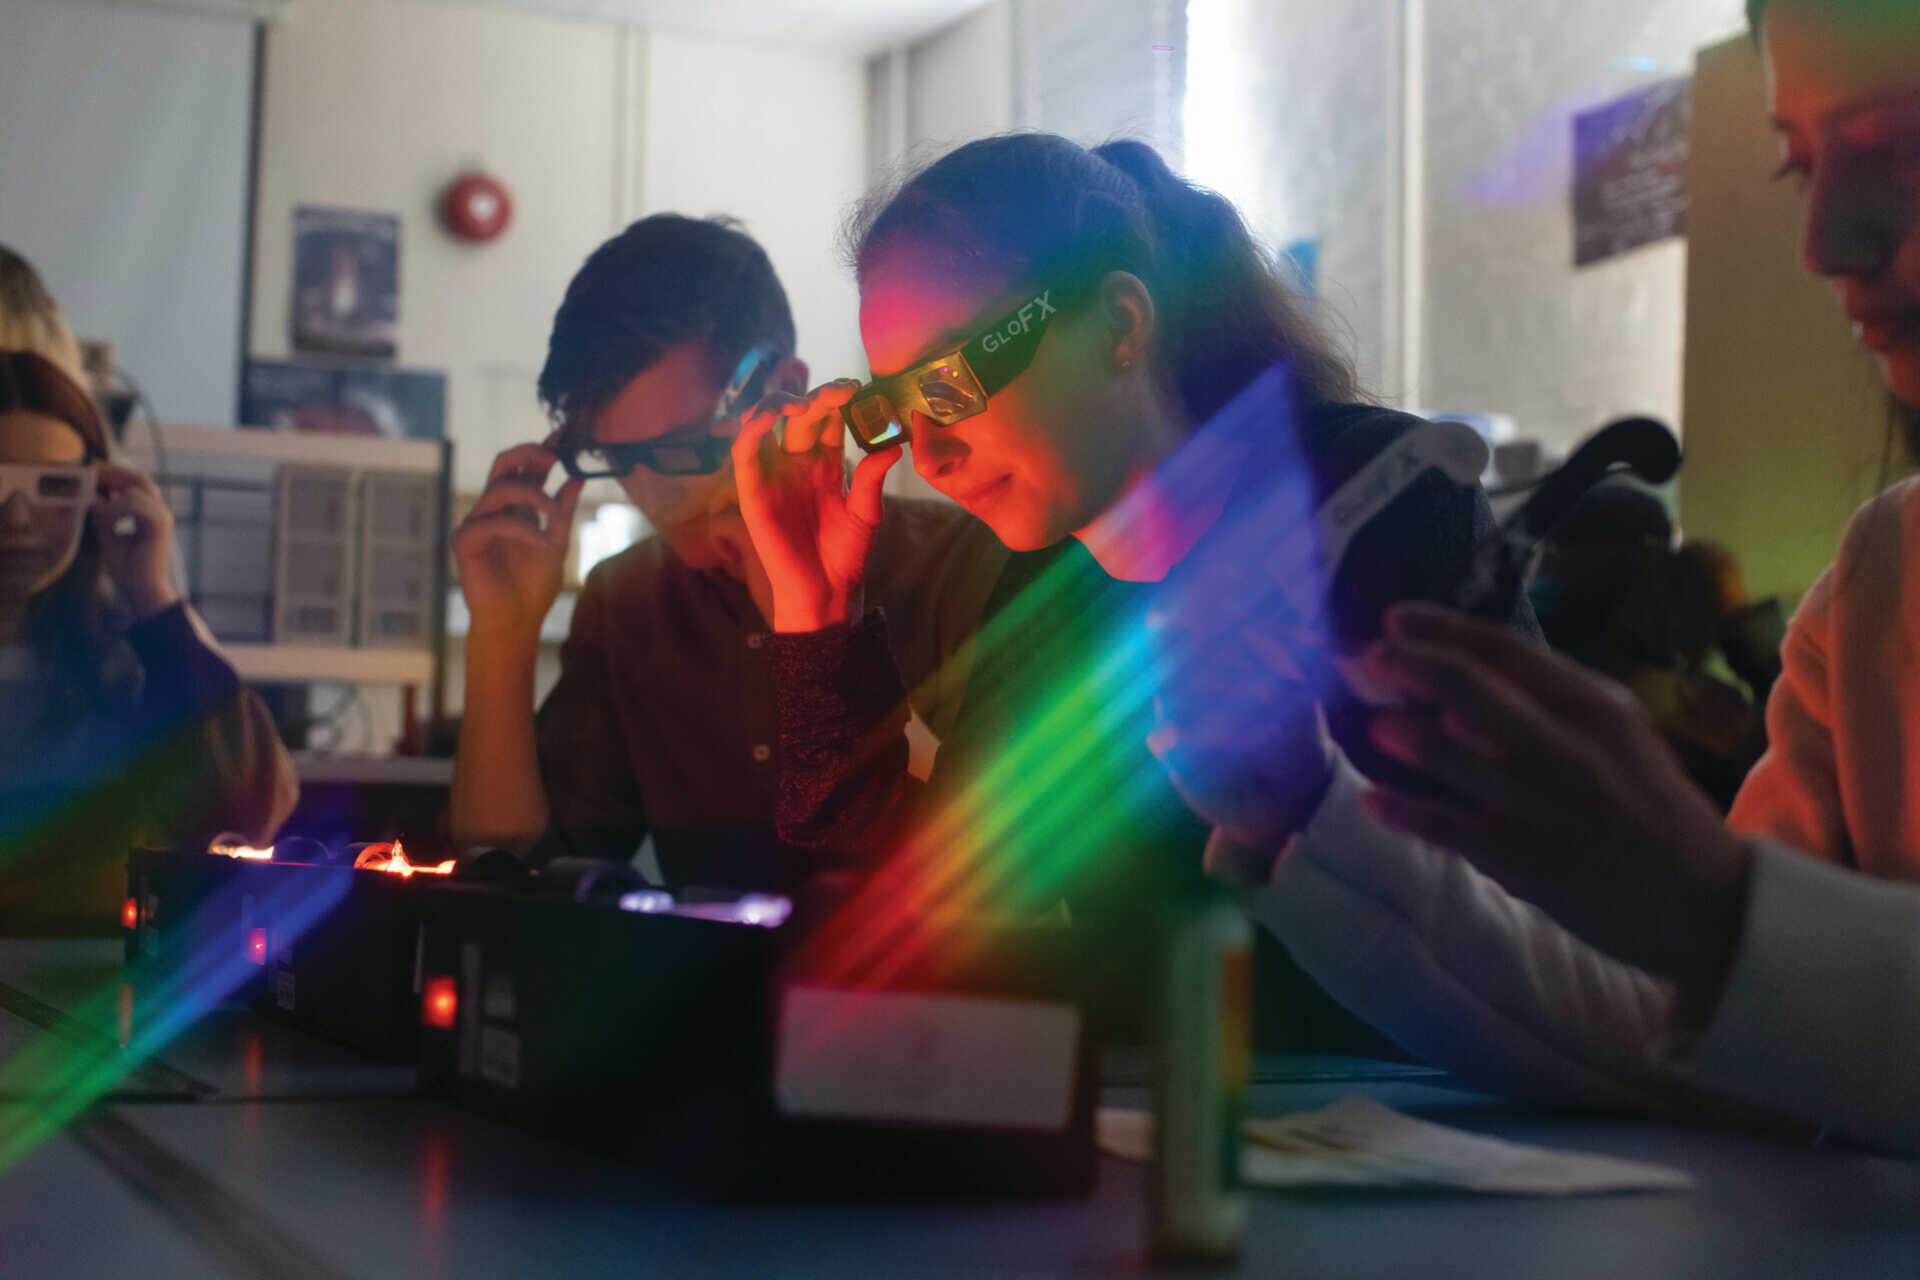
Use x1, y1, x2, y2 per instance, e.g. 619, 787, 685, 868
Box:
846, 394, 904, 446
34, 471, 84, 501
717, 351, 773, 422
646, 444, 711, 475
568, 448, 626, 478
913, 358, 985, 423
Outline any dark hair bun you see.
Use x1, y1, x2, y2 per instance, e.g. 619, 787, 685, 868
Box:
1092, 139, 1176, 192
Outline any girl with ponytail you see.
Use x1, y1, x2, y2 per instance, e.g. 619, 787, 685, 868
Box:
731, 134, 1532, 1039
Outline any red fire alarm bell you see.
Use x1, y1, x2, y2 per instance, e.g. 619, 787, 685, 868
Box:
440, 171, 512, 243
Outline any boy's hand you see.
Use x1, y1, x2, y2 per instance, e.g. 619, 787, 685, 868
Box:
452, 441, 583, 646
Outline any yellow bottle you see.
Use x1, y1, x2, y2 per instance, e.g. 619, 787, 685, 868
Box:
1150, 883, 1252, 1267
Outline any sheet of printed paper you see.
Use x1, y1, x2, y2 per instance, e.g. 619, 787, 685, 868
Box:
1097, 1096, 1694, 1196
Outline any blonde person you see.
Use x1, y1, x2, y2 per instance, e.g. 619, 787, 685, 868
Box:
0, 246, 87, 386
0, 247, 295, 931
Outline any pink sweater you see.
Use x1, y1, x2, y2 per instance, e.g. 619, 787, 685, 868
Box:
1730, 476, 1920, 877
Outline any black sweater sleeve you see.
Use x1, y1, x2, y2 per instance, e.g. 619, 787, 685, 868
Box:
768, 611, 920, 860
121, 603, 298, 847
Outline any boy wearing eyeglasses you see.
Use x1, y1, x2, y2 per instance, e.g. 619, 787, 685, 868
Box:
449, 215, 1004, 884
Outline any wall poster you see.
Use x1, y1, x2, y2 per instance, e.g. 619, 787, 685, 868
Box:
291, 206, 400, 357
242, 359, 445, 441
1572, 78, 1691, 267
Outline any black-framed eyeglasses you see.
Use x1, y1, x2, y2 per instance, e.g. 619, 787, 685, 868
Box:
559, 345, 777, 479
839, 286, 1062, 453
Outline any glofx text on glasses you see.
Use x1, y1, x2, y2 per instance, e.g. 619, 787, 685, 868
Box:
839, 288, 1061, 453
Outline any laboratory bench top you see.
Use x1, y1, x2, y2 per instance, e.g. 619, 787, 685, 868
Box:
3, 939, 1916, 1279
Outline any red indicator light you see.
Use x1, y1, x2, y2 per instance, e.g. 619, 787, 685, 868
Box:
423, 976, 458, 1029
247, 927, 267, 966
122, 897, 139, 930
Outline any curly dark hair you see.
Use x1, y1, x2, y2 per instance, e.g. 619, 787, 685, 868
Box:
538, 214, 796, 445
846, 133, 1361, 430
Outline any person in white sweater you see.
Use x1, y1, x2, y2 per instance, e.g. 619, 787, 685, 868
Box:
1155, 0, 1920, 1155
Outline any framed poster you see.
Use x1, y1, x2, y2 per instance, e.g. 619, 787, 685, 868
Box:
1572, 78, 1692, 267
242, 359, 445, 441
291, 206, 400, 357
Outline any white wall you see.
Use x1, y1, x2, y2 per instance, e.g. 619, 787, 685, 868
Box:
1187, 0, 1745, 450
1187, 0, 1398, 401
638, 28, 870, 387
0, 0, 252, 425
903, 1, 1013, 162
872, 0, 1189, 236
1421, 0, 1745, 449
249, 0, 622, 495
1012, 0, 1184, 162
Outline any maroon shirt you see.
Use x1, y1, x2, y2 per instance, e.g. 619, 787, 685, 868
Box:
533, 495, 1005, 883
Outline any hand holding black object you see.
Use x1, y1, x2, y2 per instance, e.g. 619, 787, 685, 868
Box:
452, 439, 584, 644
1362, 602, 1753, 1009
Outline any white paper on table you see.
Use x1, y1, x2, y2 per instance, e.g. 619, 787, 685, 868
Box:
1097, 1096, 1695, 1196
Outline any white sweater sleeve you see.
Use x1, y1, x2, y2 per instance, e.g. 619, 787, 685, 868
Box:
1678, 839, 1920, 1154
1238, 755, 1679, 1110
